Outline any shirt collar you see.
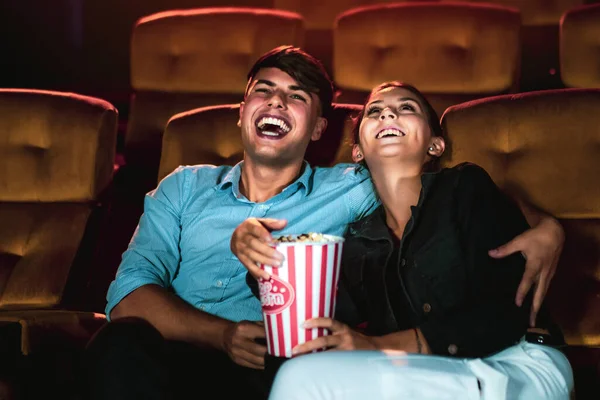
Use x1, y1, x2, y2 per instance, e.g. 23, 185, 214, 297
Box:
217, 160, 314, 199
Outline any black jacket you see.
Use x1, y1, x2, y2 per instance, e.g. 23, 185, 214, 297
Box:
337, 162, 553, 358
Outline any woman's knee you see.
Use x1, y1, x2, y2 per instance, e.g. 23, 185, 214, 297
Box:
270, 352, 371, 399
269, 355, 327, 399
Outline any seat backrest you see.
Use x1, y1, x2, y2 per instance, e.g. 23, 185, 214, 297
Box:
80, 0, 274, 95
158, 102, 362, 182
444, 0, 586, 26
125, 7, 305, 184
559, 3, 600, 89
0, 90, 117, 203
0, 89, 118, 310
440, 88, 600, 346
273, 0, 407, 74
274, 0, 417, 30
332, 2, 522, 116
159, 103, 243, 182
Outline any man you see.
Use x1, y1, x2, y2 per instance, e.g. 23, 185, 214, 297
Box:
84, 46, 564, 400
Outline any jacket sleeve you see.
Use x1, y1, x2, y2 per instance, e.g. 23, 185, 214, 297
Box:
418, 163, 532, 358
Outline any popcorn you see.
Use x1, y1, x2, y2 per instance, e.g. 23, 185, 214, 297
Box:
273, 232, 332, 243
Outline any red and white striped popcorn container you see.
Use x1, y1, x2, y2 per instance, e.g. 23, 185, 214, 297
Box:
258, 233, 344, 358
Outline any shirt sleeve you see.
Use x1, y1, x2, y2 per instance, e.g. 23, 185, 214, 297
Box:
105, 166, 189, 320
343, 166, 380, 222
418, 163, 532, 358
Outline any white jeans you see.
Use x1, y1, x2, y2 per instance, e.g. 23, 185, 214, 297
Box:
268, 339, 574, 400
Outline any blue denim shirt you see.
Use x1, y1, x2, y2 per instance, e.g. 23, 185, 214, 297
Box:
105, 161, 378, 322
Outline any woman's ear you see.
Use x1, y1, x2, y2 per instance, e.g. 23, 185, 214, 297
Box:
428, 137, 445, 157
352, 144, 364, 163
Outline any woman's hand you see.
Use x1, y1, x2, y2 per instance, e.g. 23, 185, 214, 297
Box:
292, 318, 377, 355
489, 214, 564, 326
230, 218, 286, 280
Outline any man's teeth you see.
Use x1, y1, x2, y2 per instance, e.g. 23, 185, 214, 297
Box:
257, 117, 291, 133
376, 128, 404, 139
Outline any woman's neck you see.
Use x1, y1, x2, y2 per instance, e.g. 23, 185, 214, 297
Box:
240, 158, 304, 203
369, 163, 423, 240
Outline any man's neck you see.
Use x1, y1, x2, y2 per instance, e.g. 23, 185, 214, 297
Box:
240, 158, 304, 203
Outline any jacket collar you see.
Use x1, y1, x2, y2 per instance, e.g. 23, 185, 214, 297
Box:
347, 170, 441, 241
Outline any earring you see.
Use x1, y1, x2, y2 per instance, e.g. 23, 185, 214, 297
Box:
428, 147, 434, 151
356, 152, 362, 158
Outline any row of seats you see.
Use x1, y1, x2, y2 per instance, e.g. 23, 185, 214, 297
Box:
0, 86, 598, 398
120, 2, 600, 192
1, 1, 598, 101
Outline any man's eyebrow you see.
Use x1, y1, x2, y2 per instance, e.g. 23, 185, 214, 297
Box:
254, 80, 312, 98
288, 85, 311, 96
255, 79, 275, 87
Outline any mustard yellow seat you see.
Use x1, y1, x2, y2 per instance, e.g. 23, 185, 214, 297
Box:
273, 0, 417, 74
79, 0, 274, 111
450, 0, 588, 90
440, 87, 600, 396
332, 2, 521, 117
0, 89, 117, 397
124, 7, 305, 192
445, 0, 586, 25
158, 103, 362, 182
560, 3, 600, 89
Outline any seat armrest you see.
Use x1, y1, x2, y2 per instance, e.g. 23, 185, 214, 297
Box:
0, 310, 106, 355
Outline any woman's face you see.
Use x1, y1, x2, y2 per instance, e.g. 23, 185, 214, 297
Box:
355, 86, 441, 169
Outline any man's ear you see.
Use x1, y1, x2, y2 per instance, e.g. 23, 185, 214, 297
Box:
428, 136, 446, 158
237, 102, 245, 127
311, 117, 328, 141
352, 144, 364, 163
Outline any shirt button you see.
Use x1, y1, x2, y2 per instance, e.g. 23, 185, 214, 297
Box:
216, 280, 223, 287
199, 305, 206, 311
423, 303, 432, 313
448, 344, 458, 355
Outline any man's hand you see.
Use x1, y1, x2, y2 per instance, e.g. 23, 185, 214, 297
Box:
489, 215, 564, 326
222, 320, 267, 369
230, 218, 286, 280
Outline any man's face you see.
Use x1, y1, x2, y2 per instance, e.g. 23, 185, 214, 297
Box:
239, 67, 327, 166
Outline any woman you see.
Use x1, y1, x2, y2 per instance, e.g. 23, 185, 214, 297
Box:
265, 82, 574, 400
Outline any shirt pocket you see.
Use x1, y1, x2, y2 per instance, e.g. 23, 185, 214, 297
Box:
409, 229, 467, 312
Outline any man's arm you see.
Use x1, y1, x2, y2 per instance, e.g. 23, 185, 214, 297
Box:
110, 285, 266, 369
107, 168, 266, 369
488, 192, 565, 326
111, 284, 229, 347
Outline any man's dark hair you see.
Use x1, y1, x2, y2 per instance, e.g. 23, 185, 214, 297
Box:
245, 45, 334, 117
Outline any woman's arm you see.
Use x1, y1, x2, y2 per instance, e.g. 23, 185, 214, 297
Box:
291, 317, 430, 355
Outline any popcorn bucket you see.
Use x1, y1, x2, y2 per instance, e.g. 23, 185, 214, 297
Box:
258, 233, 344, 358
